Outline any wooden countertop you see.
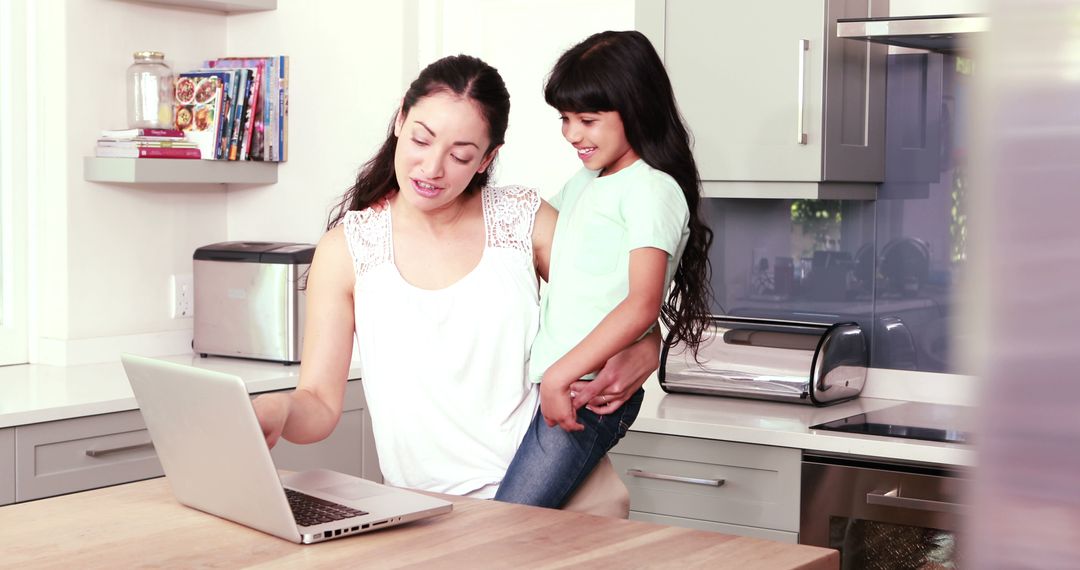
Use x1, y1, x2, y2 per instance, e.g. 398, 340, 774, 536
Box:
1, 477, 838, 569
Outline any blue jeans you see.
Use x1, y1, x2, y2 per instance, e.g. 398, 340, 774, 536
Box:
494, 386, 644, 508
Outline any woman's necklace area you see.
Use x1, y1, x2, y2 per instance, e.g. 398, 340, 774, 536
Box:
390, 191, 477, 238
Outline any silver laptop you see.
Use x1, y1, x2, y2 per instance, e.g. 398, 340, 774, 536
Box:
121, 354, 452, 544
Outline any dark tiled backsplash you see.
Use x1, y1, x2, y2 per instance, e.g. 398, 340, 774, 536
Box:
699, 52, 969, 375
702, 195, 960, 375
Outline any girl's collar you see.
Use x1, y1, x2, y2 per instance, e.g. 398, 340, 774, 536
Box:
594, 158, 645, 179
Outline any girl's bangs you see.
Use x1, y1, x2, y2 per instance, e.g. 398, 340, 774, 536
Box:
545, 64, 614, 113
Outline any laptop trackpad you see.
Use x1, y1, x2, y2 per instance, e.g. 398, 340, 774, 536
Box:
318, 482, 387, 500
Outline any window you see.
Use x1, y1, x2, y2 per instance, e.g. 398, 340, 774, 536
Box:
0, 0, 30, 365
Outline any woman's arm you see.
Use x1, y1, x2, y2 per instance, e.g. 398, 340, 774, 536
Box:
252, 226, 356, 448
540, 247, 669, 432
570, 326, 661, 414
532, 199, 558, 282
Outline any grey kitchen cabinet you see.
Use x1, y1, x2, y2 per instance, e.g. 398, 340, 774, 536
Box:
14, 409, 163, 502
879, 51, 945, 200
610, 431, 801, 542
630, 511, 798, 543
11, 379, 376, 504
1, 428, 13, 505
636, 0, 887, 199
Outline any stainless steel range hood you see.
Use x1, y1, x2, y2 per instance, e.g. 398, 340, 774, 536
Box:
837, 14, 987, 53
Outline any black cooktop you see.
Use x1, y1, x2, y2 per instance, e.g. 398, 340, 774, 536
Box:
811, 402, 972, 444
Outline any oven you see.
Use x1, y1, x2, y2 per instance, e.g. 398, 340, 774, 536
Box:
800, 454, 967, 569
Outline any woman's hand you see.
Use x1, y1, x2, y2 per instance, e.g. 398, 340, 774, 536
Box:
251, 392, 292, 448
570, 327, 661, 414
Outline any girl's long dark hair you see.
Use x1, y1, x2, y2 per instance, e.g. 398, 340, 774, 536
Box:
545, 30, 714, 357
326, 55, 511, 230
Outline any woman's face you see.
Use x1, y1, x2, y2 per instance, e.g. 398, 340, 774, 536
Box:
394, 91, 497, 213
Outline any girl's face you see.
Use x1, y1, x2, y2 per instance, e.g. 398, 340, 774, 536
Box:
559, 110, 639, 176
394, 91, 497, 213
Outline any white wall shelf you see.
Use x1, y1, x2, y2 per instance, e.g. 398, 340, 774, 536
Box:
83, 157, 278, 185
134, 0, 276, 14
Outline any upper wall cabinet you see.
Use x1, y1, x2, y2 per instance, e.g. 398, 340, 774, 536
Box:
638, 0, 888, 199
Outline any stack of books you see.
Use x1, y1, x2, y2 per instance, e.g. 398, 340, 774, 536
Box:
170, 55, 289, 162
95, 55, 289, 162
95, 128, 201, 159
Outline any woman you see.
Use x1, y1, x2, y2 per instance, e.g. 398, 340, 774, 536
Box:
253, 54, 656, 499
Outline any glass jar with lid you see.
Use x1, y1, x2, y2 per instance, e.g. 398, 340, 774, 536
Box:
126, 51, 175, 129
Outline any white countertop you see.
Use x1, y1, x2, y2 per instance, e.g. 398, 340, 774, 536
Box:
0, 354, 362, 429
631, 379, 975, 467
0, 355, 974, 468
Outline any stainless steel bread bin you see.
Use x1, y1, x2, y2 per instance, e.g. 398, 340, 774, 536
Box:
193, 241, 314, 364
659, 316, 868, 406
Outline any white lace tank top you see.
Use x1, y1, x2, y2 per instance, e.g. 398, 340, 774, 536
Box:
342, 185, 541, 498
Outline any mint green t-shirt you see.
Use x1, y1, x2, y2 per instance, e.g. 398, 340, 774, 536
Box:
528, 159, 690, 383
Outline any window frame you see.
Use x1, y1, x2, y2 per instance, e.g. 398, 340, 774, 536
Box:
0, 0, 30, 365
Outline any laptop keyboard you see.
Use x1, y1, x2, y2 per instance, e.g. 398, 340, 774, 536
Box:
285, 488, 369, 527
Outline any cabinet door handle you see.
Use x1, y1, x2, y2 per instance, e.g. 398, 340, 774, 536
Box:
865, 489, 965, 515
796, 39, 809, 145
85, 442, 155, 458
626, 468, 724, 487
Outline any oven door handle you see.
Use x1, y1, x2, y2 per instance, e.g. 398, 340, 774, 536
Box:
866, 489, 965, 515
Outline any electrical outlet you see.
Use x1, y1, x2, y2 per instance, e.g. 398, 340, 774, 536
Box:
171, 274, 194, 318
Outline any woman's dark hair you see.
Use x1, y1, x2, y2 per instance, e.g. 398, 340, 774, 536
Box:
545, 30, 714, 357
327, 55, 510, 230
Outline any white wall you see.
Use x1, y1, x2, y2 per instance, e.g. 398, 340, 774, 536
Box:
30, 0, 410, 364
34, 0, 230, 364
224, 1, 411, 243
29, 0, 630, 365
418, 0, 635, 199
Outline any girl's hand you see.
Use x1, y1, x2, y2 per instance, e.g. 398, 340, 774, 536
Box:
251, 392, 291, 448
570, 327, 661, 414
540, 376, 584, 432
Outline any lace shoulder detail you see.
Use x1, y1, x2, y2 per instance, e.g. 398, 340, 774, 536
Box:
342, 206, 392, 278
482, 185, 540, 257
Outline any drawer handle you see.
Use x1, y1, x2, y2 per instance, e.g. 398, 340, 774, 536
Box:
865, 489, 965, 515
626, 468, 724, 487
85, 442, 155, 458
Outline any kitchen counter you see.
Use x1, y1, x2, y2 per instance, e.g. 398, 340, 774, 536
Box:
0, 476, 839, 569
0, 354, 974, 467
631, 381, 975, 467
0, 354, 362, 429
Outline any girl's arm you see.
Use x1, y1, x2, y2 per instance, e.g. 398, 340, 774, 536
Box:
252, 226, 356, 448
540, 247, 669, 432
570, 326, 661, 414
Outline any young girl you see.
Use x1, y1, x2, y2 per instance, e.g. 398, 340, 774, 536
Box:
494, 30, 714, 508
